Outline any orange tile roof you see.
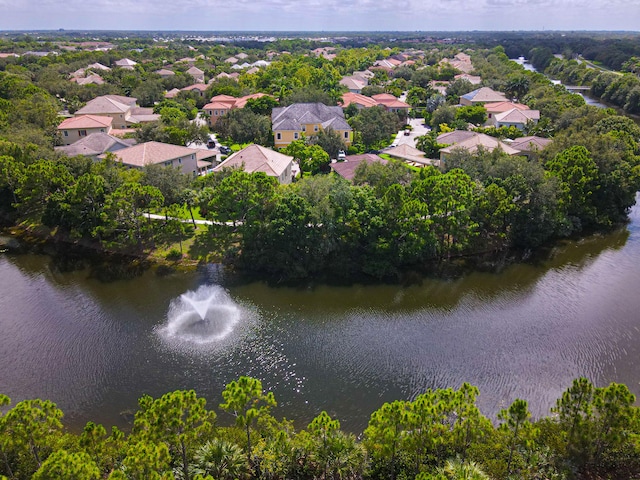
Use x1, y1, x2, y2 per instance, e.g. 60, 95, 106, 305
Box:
58, 115, 113, 129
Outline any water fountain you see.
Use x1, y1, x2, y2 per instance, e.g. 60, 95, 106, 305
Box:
159, 285, 242, 345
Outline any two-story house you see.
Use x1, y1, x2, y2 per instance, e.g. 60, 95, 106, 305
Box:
202, 93, 270, 127
271, 103, 352, 149
57, 115, 113, 145
74, 95, 160, 129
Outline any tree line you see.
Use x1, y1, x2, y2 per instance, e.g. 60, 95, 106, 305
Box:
1, 376, 639, 479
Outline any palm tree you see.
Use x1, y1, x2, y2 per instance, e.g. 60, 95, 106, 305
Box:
440, 458, 491, 480
191, 439, 248, 480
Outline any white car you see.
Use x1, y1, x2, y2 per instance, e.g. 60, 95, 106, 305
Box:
337, 150, 346, 160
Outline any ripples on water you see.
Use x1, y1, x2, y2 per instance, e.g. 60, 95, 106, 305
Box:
2, 197, 640, 431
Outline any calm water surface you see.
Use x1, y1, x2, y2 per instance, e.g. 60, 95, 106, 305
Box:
2, 200, 640, 432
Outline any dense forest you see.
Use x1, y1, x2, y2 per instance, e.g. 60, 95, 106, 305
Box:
1, 376, 640, 479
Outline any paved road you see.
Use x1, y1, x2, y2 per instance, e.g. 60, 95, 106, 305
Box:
390, 117, 431, 149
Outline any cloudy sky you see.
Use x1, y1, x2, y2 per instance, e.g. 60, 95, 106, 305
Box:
0, 0, 639, 32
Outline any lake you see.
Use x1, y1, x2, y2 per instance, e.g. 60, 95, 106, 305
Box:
2, 198, 640, 432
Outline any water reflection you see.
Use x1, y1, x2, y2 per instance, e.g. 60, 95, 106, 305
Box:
1, 200, 639, 432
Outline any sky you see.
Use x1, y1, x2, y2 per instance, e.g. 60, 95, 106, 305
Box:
0, 0, 639, 32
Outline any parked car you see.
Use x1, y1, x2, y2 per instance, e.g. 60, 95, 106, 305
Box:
219, 146, 231, 155
207, 139, 216, 149
404, 128, 411, 136
337, 150, 346, 160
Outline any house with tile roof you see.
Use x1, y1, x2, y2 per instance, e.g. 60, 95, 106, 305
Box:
331, 154, 388, 181
72, 74, 105, 86
371, 93, 411, 115
164, 88, 181, 99
74, 95, 159, 129
271, 103, 352, 149
57, 115, 113, 145
186, 66, 205, 83
181, 83, 209, 98
340, 93, 409, 116
155, 68, 175, 78
114, 58, 137, 70
438, 132, 520, 164
340, 76, 368, 94
55, 132, 134, 159
87, 62, 110, 71
494, 108, 540, 131
460, 87, 508, 106
106, 141, 200, 175
202, 93, 271, 127
483, 101, 530, 125
214, 144, 293, 184
509, 136, 552, 160
454, 73, 481, 85
340, 92, 380, 110
215, 72, 240, 81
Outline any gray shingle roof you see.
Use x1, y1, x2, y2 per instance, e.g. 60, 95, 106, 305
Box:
272, 103, 352, 132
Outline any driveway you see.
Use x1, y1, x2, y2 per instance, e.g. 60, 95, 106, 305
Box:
390, 118, 431, 149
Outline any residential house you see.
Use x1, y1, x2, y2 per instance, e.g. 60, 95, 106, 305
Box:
74, 95, 159, 129
202, 93, 270, 127
436, 130, 478, 145
186, 66, 205, 83
155, 68, 175, 78
494, 108, 540, 131
483, 101, 530, 125
438, 132, 520, 164
213, 144, 293, 184
331, 154, 388, 181
164, 88, 181, 99
107, 141, 200, 175
55, 132, 134, 159
236, 52, 249, 60
72, 74, 105, 86
509, 136, 552, 160
340, 92, 410, 116
181, 83, 208, 98
225, 56, 239, 64
57, 115, 113, 145
454, 73, 482, 85
340, 92, 380, 110
114, 58, 137, 70
87, 62, 110, 71
440, 52, 474, 74
215, 72, 239, 81
340, 76, 368, 94
371, 93, 411, 115
459, 87, 508, 106
271, 103, 353, 149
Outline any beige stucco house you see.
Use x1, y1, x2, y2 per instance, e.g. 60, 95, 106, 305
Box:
74, 95, 159, 129
57, 115, 113, 145
107, 142, 200, 175
214, 144, 293, 184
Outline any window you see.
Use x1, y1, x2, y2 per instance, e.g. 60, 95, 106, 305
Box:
100, 129, 105, 133
63, 130, 68, 137
276, 132, 281, 140
301, 125, 306, 132
78, 130, 87, 137
314, 125, 319, 132
294, 132, 299, 139
344, 131, 349, 139
178, 158, 182, 164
